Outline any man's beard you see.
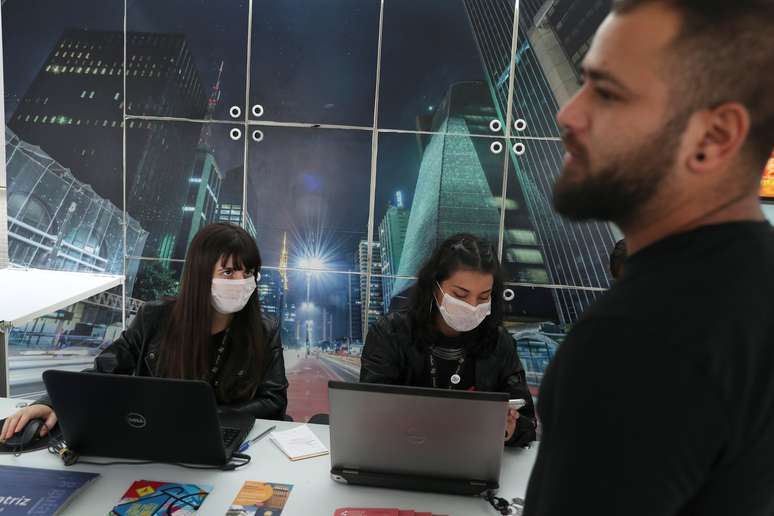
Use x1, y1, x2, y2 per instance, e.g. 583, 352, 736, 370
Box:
552, 114, 687, 227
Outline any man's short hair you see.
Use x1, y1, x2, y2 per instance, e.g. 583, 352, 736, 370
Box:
612, 0, 774, 177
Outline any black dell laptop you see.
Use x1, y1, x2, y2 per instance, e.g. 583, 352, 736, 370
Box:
328, 381, 509, 496
42, 370, 255, 466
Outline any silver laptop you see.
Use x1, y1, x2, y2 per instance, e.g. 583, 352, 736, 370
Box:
328, 381, 508, 496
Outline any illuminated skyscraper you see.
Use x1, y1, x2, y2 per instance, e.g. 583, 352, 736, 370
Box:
216, 166, 256, 239
279, 232, 290, 291
8, 29, 208, 259
349, 269, 363, 343
378, 192, 409, 312
463, 0, 617, 323
175, 62, 226, 257
537, 0, 611, 79
350, 240, 383, 341
395, 82, 552, 320
397, 84, 501, 280
276, 232, 294, 345
258, 269, 282, 317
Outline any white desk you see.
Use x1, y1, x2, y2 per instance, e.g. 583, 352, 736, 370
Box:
0, 398, 538, 515
0, 267, 124, 396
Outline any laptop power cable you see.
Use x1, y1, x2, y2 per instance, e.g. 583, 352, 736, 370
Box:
48, 435, 251, 471
483, 490, 514, 515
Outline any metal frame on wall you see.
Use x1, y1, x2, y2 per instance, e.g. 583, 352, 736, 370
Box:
0, 0, 624, 397
0, 0, 10, 396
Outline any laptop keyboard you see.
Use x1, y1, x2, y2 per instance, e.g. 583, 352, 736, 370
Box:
221, 427, 240, 448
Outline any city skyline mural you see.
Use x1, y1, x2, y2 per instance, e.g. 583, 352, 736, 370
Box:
4, 0, 620, 419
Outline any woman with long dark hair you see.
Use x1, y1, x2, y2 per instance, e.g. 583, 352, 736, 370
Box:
1, 223, 288, 442
361, 233, 537, 446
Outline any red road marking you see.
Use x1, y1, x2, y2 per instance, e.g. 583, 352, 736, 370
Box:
286, 357, 338, 422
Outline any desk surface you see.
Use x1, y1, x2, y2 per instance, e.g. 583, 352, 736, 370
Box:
0, 397, 537, 515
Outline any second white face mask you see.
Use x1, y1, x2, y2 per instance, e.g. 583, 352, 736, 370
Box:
436, 282, 491, 332
211, 277, 257, 314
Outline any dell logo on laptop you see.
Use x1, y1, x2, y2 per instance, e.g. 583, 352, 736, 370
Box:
126, 413, 147, 429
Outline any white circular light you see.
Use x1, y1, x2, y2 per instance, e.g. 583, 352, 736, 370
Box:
252, 104, 264, 118
513, 142, 526, 156
490, 141, 503, 154
514, 119, 527, 132
229, 106, 242, 119
503, 288, 516, 301
489, 119, 502, 133
229, 128, 242, 141
251, 129, 264, 143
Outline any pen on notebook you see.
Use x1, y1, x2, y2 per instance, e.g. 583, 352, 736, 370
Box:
238, 425, 277, 453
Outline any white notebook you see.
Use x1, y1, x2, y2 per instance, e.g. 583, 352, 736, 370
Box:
269, 425, 329, 461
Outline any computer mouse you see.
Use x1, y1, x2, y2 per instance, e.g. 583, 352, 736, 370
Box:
4, 418, 45, 449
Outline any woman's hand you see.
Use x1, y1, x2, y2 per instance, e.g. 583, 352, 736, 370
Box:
504, 408, 520, 441
0, 404, 58, 442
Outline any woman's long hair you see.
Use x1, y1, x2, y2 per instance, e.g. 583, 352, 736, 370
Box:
158, 223, 266, 403
407, 233, 504, 355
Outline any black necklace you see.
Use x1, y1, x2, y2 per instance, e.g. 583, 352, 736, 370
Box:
431, 346, 465, 361
429, 346, 466, 389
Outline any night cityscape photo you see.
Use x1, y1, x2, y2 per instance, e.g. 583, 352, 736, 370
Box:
3, 0, 619, 419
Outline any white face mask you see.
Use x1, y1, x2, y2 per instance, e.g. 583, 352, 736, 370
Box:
211, 275, 258, 315
435, 282, 491, 332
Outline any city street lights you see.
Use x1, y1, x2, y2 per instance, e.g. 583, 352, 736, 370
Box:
298, 302, 316, 353
298, 256, 325, 270
298, 255, 326, 302
305, 319, 314, 354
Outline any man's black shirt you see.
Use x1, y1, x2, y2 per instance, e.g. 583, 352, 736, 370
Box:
525, 222, 774, 516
